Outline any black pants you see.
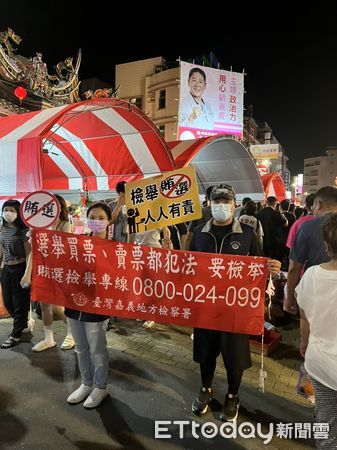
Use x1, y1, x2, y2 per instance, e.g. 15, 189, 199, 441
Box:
194, 328, 251, 396
279, 243, 290, 271
200, 358, 243, 395
1, 263, 30, 338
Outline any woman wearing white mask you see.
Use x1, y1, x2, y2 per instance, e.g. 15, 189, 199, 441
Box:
0, 200, 31, 348
65, 202, 110, 409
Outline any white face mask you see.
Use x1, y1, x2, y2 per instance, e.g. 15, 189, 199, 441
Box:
3, 211, 17, 223
211, 203, 232, 223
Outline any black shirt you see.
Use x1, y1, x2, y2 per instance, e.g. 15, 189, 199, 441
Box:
192, 219, 264, 258
210, 223, 233, 251
257, 207, 285, 247
169, 223, 187, 250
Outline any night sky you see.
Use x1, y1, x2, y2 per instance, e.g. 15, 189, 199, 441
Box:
2, 3, 337, 175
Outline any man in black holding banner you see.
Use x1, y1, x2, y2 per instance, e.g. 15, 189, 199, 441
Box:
190, 185, 281, 421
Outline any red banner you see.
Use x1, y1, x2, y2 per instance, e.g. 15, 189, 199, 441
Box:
31, 230, 269, 335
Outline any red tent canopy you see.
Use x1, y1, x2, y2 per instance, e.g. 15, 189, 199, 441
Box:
261, 173, 286, 202
167, 138, 210, 168
0, 98, 175, 197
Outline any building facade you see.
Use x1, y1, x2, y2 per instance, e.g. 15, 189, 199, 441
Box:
116, 56, 289, 183
303, 148, 337, 194
116, 57, 179, 142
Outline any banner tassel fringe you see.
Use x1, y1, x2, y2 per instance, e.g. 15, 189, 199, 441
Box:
259, 333, 267, 393
259, 274, 275, 392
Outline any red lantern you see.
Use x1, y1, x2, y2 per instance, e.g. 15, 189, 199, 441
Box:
14, 86, 27, 102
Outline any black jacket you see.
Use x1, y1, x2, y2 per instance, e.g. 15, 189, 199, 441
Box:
65, 308, 108, 322
191, 218, 263, 257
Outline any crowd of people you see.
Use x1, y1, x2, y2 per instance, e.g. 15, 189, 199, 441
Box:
1, 183, 337, 446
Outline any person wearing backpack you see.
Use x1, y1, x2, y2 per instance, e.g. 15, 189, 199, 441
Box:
238, 200, 264, 246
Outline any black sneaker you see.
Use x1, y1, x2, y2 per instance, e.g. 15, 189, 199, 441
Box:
1, 336, 20, 349
192, 387, 213, 415
220, 394, 240, 421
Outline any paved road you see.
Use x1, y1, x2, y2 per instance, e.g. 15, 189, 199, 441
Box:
0, 316, 315, 449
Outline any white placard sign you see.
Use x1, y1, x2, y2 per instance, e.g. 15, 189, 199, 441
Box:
21, 191, 60, 229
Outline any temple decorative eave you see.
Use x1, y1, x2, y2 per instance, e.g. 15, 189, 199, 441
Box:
0, 27, 82, 113
0, 98, 29, 116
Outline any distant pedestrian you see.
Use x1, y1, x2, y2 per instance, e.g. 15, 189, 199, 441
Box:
238, 200, 264, 246
278, 199, 296, 270
257, 196, 288, 260
286, 193, 316, 250
294, 206, 303, 220
238, 197, 252, 217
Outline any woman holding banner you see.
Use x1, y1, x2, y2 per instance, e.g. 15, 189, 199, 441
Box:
65, 202, 110, 409
0, 200, 31, 349
20, 194, 75, 352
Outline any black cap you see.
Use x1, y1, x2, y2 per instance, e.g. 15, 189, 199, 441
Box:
210, 184, 236, 201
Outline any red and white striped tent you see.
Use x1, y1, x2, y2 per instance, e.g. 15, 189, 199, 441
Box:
261, 173, 286, 202
169, 135, 265, 201
0, 98, 175, 199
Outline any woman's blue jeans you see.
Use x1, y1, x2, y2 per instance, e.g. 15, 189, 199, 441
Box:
68, 319, 109, 389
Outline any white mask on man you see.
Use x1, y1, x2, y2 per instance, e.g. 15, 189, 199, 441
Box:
211, 204, 232, 223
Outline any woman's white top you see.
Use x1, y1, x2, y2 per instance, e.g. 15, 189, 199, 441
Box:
296, 264, 337, 390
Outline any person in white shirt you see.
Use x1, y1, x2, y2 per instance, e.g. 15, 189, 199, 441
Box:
296, 212, 337, 449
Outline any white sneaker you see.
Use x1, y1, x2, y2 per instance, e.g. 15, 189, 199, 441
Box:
23, 318, 35, 334
83, 388, 108, 408
143, 321, 155, 329
67, 384, 92, 404
32, 340, 56, 352
22, 326, 33, 334
61, 335, 75, 350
